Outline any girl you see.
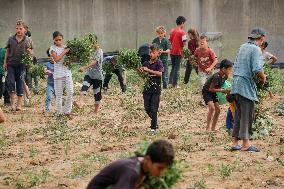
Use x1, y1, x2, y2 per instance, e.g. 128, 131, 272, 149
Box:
73, 42, 103, 113
184, 28, 199, 85
49, 31, 74, 119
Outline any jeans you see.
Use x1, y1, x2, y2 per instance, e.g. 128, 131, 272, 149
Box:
7, 64, 25, 96
184, 61, 198, 84
161, 59, 169, 89
143, 92, 160, 130
169, 55, 182, 87
25, 72, 39, 93
103, 66, 126, 92
45, 83, 55, 112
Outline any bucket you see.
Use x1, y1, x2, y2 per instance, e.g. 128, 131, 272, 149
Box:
216, 80, 231, 105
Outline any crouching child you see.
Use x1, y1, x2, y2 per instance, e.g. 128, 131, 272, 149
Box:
139, 44, 164, 135
86, 139, 174, 189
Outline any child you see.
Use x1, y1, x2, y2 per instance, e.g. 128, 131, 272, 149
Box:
202, 59, 233, 131
49, 31, 74, 119
45, 49, 55, 113
102, 55, 127, 93
73, 42, 103, 113
169, 16, 187, 88
184, 28, 199, 85
87, 139, 174, 189
261, 41, 278, 99
4, 20, 33, 111
152, 26, 171, 89
194, 34, 218, 90
139, 44, 164, 135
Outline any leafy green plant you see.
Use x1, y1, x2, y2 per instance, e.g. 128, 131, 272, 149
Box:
68, 163, 91, 179
252, 107, 274, 139
118, 48, 142, 70
14, 168, 50, 188
21, 53, 45, 78
193, 178, 206, 189
219, 163, 234, 179
276, 101, 284, 116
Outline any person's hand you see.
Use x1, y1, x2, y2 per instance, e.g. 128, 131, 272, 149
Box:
79, 67, 85, 72
45, 70, 53, 75
138, 67, 144, 73
142, 67, 149, 72
27, 48, 32, 54
205, 67, 211, 73
3, 61, 7, 71
223, 89, 231, 94
64, 48, 70, 54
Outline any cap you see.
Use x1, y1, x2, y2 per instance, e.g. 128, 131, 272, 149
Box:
248, 28, 265, 39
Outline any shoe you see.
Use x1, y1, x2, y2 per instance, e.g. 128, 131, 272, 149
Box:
149, 129, 157, 136
242, 146, 260, 152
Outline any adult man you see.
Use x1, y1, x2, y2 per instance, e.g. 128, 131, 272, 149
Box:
230, 28, 267, 152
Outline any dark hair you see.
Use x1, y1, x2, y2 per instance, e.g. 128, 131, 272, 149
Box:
46, 48, 50, 57
26, 30, 31, 37
220, 59, 233, 69
150, 44, 160, 52
200, 34, 208, 41
176, 16, 186, 25
188, 28, 200, 47
111, 55, 118, 64
262, 41, 268, 49
53, 31, 63, 39
146, 140, 174, 166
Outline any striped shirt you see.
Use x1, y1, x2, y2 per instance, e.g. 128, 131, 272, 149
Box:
49, 45, 72, 79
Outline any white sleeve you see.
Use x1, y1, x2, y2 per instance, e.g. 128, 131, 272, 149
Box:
182, 34, 187, 42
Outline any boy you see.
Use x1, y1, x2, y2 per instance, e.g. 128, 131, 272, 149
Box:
152, 26, 171, 89
73, 43, 104, 113
202, 59, 233, 131
194, 34, 218, 90
4, 20, 32, 111
169, 16, 187, 88
102, 55, 127, 93
45, 49, 55, 113
87, 139, 174, 189
139, 44, 164, 134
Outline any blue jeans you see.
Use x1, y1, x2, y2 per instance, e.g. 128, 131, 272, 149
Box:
161, 59, 169, 89
45, 83, 55, 112
169, 55, 182, 87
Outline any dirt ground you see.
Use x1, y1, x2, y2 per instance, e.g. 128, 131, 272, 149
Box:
0, 70, 283, 189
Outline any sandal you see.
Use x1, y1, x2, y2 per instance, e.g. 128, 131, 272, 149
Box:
230, 145, 242, 151
242, 146, 260, 152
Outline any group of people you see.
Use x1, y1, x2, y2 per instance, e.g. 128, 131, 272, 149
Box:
0, 15, 279, 188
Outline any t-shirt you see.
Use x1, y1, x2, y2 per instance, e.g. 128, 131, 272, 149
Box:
152, 37, 171, 62
194, 47, 217, 72
6, 35, 31, 66
203, 72, 228, 93
188, 39, 197, 54
49, 45, 71, 79
0, 48, 6, 75
169, 28, 187, 56
46, 61, 54, 85
143, 59, 164, 94
86, 48, 104, 80
87, 156, 143, 189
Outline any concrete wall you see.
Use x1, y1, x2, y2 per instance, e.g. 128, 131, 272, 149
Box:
0, 0, 283, 62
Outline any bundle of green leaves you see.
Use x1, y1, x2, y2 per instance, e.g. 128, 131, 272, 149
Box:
21, 52, 33, 67
118, 48, 142, 70
102, 61, 115, 73
21, 53, 45, 78
182, 48, 196, 65
134, 141, 183, 189
65, 33, 98, 66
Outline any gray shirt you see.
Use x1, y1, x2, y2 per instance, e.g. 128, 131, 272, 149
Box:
6, 35, 31, 65
86, 48, 104, 80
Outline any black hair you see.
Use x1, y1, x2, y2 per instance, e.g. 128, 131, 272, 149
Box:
176, 16, 186, 25
226, 94, 235, 103
150, 43, 160, 52
220, 59, 233, 69
25, 30, 31, 37
262, 41, 268, 49
53, 31, 63, 39
46, 48, 50, 57
145, 140, 174, 166
200, 33, 208, 41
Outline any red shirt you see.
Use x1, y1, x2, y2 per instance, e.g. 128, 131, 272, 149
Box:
169, 28, 186, 56
194, 47, 217, 72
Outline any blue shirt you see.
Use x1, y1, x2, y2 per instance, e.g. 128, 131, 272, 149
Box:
231, 41, 264, 102
46, 61, 54, 85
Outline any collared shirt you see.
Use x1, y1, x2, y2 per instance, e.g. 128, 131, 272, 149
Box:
231, 41, 264, 102
49, 45, 72, 79
152, 37, 171, 62
6, 35, 31, 65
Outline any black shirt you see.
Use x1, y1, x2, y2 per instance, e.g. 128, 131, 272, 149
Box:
143, 59, 164, 94
87, 156, 143, 189
203, 72, 228, 93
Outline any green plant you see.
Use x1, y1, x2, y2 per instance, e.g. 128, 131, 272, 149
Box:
276, 101, 284, 116
194, 178, 206, 189
252, 107, 274, 139
219, 163, 234, 179
29, 146, 39, 158
68, 163, 91, 179
118, 48, 142, 70
14, 168, 50, 188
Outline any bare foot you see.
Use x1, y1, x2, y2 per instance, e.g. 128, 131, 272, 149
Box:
73, 101, 82, 109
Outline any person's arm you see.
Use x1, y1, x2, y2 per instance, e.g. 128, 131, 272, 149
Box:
79, 59, 97, 72
182, 33, 187, 46
50, 48, 70, 63
208, 76, 230, 93
252, 47, 266, 84
269, 55, 278, 64
3, 48, 9, 70
256, 70, 266, 84
141, 67, 162, 77
205, 50, 218, 72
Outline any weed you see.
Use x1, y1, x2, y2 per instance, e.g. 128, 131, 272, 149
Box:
219, 163, 235, 179
207, 163, 214, 173
29, 146, 39, 158
68, 163, 91, 179
194, 178, 206, 189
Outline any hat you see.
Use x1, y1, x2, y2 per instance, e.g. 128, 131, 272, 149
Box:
248, 28, 265, 39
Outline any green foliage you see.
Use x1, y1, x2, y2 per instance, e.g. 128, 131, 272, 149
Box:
193, 178, 206, 189
135, 141, 183, 189
14, 168, 49, 188
252, 106, 274, 139
65, 33, 97, 66
29, 64, 46, 79
118, 48, 142, 70
68, 163, 91, 179
21, 52, 33, 66
102, 61, 115, 73
276, 101, 284, 116
219, 163, 234, 179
